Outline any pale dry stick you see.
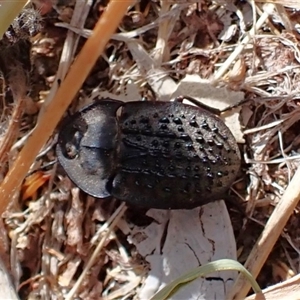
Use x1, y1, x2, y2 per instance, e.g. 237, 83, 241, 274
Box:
245, 272, 300, 300
127, 41, 177, 100
55, 4, 189, 42
153, 0, 171, 65
0, 96, 24, 165
41, 0, 93, 109
65, 203, 127, 300
0, 0, 135, 215
90, 202, 127, 245
103, 278, 141, 300
213, 3, 275, 81
272, 4, 293, 32
249, 0, 256, 36
0, 49, 31, 167
0, 257, 18, 300
243, 119, 283, 135
228, 166, 300, 299
246, 155, 300, 165
256, 0, 300, 9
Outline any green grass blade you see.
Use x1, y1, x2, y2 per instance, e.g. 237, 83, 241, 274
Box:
150, 259, 261, 300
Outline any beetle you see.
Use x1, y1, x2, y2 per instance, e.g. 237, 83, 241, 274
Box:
56, 97, 241, 209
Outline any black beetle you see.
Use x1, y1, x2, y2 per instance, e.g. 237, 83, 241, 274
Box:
56, 97, 241, 209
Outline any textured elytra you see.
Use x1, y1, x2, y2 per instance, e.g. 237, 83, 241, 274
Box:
57, 98, 241, 209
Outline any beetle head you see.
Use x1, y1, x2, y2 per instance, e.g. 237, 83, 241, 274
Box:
56, 99, 123, 198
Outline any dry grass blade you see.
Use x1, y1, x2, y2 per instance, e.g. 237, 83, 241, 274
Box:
41, 0, 93, 109
65, 204, 127, 300
0, 0, 134, 215
229, 166, 300, 299
0, 0, 27, 37
214, 3, 275, 81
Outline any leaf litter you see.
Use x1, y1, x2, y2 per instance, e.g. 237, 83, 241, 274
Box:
1, 0, 300, 299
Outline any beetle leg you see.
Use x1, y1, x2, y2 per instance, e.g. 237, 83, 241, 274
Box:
174, 95, 222, 115
218, 98, 249, 113
174, 95, 247, 115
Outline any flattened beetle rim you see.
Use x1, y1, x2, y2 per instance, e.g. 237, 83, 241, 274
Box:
56, 143, 113, 198
56, 98, 124, 199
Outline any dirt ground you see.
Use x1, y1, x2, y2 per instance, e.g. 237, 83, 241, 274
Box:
0, 0, 300, 299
